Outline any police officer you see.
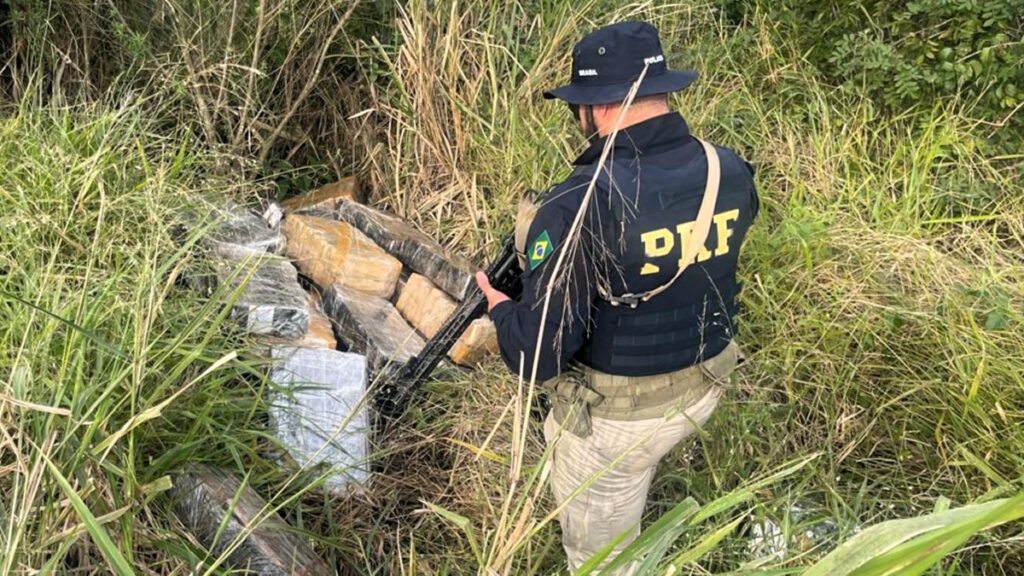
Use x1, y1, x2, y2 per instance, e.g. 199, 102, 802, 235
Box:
475, 21, 759, 574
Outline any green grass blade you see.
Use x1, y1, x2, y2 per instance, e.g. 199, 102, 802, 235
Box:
42, 454, 136, 576
691, 455, 819, 524
668, 515, 745, 568
575, 497, 700, 576
0, 290, 128, 359
804, 494, 1024, 576
423, 501, 485, 567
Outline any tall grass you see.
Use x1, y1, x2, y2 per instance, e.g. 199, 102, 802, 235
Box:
1, 0, 1022, 573
363, 0, 1024, 573
0, 0, 387, 188
0, 102, 265, 571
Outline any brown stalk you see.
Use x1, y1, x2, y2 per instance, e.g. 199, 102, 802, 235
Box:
258, 0, 363, 166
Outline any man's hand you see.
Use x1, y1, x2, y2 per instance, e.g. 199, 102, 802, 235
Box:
476, 271, 511, 312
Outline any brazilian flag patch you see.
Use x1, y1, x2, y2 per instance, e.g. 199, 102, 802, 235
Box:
529, 230, 553, 270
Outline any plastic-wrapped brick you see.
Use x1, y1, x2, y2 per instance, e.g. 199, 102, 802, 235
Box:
169, 465, 331, 575
300, 200, 472, 300
283, 214, 402, 299
322, 284, 425, 381
395, 273, 457, 339
258, 292, 337, 351
267, 347, 370, 494
448, 317, 499, 366
213, 245, 310, 340
281, 176, 363, 211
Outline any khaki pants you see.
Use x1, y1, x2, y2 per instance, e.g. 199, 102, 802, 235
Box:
543, 353, 733, 574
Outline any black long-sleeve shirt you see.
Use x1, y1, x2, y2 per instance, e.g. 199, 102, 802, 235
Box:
488, 173, 598, 381
489, 112, 758, 382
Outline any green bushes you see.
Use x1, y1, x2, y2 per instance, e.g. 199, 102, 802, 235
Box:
717, 0, 1023, 137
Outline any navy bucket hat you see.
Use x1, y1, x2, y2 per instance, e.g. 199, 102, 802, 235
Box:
543, 21, 698, 106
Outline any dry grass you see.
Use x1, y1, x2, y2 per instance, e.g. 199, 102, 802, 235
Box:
359, 0, 1024, 573
0, 0, 384, 189
2, 0, 1023, 573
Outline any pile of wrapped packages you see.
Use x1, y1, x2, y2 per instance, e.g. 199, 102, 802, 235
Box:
171, 177, 497, 574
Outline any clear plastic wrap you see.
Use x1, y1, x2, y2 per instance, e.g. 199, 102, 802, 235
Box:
322, 285, 425, 380
169, 465, 331, 575
204, 202, 287, 256
213, 245, 310, 340
267, 347, 370, 494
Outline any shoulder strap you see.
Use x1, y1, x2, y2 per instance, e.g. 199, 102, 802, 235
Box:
513, 190, 543, 269
597, 138, 722, 308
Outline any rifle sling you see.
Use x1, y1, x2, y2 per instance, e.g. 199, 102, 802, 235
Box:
598, 138, 722, 307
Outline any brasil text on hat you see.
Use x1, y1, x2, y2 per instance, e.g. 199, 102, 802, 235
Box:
543, 21, 698, 106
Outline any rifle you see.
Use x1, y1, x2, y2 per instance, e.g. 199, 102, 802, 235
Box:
375, 234, 524, 417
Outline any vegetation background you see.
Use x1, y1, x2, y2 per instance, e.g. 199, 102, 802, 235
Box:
0, 0, 1021, 574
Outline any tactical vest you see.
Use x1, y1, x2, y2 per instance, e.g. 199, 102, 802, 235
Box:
574, 141, 756, 376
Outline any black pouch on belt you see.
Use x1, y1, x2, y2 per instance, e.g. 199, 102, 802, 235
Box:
551, 369, 604, 439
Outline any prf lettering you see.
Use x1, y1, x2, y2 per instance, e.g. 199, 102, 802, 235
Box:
639, 209, 740, 275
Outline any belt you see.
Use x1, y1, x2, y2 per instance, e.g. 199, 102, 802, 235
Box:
549, 341, 741, 426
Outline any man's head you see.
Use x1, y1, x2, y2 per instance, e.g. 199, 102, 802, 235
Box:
544, 21, 695, 140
